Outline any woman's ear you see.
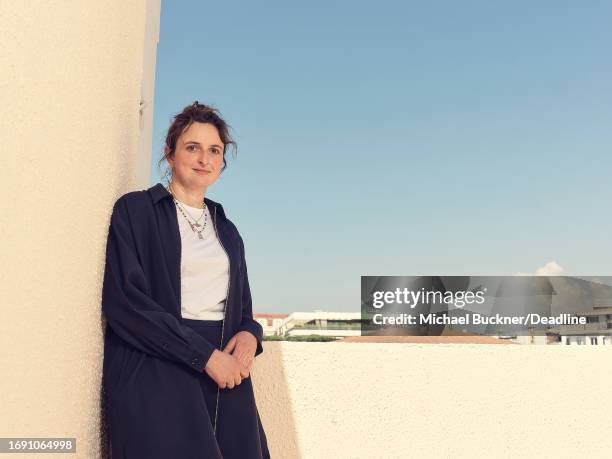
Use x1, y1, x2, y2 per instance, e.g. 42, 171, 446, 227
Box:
164, 145, 173, 165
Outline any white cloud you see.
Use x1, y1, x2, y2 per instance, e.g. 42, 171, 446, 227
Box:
514, 261, 564, 276
535, 261, 564, 276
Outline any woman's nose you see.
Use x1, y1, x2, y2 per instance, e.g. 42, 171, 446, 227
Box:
199, 150, 211, 163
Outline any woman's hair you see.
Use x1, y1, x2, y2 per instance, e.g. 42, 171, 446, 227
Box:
157, 101, 237, 181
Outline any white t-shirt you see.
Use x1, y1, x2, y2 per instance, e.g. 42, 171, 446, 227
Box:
175, 200, 229, 321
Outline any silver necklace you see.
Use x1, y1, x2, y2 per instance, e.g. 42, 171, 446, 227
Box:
167, 185, 208, 239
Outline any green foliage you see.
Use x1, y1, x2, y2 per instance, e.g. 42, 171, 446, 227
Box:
263, 334, 337, 342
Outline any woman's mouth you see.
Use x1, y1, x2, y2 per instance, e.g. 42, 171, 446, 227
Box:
193, 169, 209, 175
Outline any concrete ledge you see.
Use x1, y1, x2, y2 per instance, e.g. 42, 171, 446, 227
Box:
252, 341, 612, 458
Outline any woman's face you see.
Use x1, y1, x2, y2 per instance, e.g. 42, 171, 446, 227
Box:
168, 122, 225, 190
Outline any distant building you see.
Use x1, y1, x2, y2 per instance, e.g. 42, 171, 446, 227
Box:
253, 313, 289, 336
255, 311, 363, 338
557, 306, 612, 345
505, 334, 561, 345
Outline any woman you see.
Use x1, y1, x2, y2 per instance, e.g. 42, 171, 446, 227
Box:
101, 101, 270, 458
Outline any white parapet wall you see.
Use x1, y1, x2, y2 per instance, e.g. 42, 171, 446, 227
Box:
252, 341, 612, 459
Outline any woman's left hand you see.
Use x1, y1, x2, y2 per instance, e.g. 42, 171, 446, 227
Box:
223, 331, 257, 376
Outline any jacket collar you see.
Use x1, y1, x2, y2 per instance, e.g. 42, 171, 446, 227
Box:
148, 182, 226, 220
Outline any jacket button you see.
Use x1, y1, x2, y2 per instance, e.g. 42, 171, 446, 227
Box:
191, 357, 199, 365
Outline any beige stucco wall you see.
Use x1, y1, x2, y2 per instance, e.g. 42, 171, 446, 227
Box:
253, 342, 612, 458
0, 0, 160, 457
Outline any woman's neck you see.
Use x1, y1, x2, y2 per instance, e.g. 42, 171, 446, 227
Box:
167, 180, 206, 209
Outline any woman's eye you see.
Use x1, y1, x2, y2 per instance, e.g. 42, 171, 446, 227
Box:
211, 149, 221, 155
187, 145, 198, 151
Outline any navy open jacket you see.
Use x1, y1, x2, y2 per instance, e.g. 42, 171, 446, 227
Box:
101, 182, 264, 378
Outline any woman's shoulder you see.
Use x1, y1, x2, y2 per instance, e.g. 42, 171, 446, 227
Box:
221, 217, 245, 256
110, 189, 154, 221
224, 217, 242, 240
208, 200, 243, 243
115, 188, 150, 205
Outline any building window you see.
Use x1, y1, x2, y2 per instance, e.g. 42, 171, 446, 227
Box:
590, 337, 598, 345
566, 337, 570, 345
576, 337, 585, 345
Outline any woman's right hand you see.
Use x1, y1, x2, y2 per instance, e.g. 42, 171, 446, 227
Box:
204, 349, 250, 389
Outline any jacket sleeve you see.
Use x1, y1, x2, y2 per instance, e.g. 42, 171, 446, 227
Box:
235, 234, 264, 357
101, 196, 217, 374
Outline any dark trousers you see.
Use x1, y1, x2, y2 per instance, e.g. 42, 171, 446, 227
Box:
104, 319, 270, 459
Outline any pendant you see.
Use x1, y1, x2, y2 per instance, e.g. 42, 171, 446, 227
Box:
198, 232, 204, 240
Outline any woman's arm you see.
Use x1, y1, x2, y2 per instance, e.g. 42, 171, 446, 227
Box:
102, 196, 216, 374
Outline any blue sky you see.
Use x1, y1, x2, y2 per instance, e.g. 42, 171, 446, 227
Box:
151, 1, 611, 313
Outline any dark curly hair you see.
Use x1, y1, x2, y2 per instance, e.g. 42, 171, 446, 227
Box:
157, 101, 237, 182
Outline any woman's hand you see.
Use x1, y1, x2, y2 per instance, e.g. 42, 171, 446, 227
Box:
204, 350, 248, 389
203, 332, 257, 389
223, 331, 257, 376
